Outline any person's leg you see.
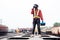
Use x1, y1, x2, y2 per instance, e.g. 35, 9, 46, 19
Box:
37, 18, 41, 34
31, 18, 36, 37
36, 18, 41, 37
32, 18, 36, 34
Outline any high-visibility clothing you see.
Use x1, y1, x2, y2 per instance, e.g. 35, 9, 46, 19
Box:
31, 8, 43, 20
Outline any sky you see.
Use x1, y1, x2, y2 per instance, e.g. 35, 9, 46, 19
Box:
0, 0, 60, 29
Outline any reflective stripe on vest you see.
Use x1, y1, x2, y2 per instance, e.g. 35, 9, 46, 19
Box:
33, 8, 40, 18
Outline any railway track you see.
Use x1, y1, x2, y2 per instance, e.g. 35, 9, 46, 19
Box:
0, 32, 60, 40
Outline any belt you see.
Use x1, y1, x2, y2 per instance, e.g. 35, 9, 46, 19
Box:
33, 16, 40, 18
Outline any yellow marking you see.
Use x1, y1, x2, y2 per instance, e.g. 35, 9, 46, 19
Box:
33, 16, 40, 18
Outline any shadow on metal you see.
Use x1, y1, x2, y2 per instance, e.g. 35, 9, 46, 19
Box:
9, 37, 29, 39
43, 38, 60, 40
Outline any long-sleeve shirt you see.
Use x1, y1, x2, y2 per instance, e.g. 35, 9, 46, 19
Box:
31, 8, 43, 20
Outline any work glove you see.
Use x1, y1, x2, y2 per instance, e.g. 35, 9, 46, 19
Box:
41, 20, 46, 26
42, 20, 43, 23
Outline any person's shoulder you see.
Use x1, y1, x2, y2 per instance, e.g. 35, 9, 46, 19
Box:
38, 9, 41, 12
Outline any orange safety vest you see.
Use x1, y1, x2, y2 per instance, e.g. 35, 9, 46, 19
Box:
33, 8, 40, 18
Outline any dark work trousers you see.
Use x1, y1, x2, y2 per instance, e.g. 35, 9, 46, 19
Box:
32, 18, 41, 34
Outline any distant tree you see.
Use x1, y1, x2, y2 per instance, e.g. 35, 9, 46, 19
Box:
53, 22, 60, 27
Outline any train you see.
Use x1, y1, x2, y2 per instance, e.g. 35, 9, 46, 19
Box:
0, 24, 8, 36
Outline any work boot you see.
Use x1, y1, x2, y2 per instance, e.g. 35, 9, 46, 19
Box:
30, 34, 34, 37
38, 34, 41, 37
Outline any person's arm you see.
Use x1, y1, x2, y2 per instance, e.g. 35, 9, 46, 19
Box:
31, 9, 34, 14
39, 10, 43, 21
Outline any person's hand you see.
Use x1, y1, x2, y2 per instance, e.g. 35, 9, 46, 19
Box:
42, 20, 43, 23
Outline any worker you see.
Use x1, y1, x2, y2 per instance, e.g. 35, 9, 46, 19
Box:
31, 4, 44, 37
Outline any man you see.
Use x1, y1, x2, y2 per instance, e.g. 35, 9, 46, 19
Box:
31, 4, 44, 37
